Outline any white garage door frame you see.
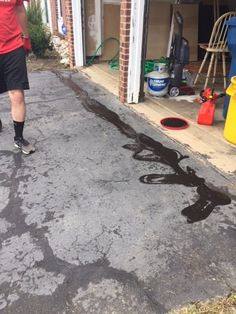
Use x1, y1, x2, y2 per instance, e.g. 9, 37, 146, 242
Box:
71, 0, 85, 67
127, 0, 145, 104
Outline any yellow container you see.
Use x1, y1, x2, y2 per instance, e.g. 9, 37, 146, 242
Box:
224, 76, 236, 144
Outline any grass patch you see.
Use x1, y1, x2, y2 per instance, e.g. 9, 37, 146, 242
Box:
169, 293, 236, 314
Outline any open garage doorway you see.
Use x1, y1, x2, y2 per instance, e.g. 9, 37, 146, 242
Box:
80, 0, 121, 97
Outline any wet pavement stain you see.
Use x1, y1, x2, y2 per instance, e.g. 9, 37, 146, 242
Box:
0, 151, 167, 314
53, 71, 231, 223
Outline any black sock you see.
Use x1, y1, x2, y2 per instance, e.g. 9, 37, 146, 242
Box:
13, 121, 24, 140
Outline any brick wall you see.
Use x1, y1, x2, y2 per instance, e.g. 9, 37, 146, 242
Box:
119, 0, 131, 103
65, 0, 75, 67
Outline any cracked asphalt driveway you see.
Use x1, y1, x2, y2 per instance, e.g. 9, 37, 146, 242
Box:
0, 71, 235, 314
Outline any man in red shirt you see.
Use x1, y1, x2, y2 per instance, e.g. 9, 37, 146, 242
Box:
0, 0, 35, 154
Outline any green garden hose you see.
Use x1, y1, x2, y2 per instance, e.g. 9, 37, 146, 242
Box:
86, 37, 120, 67
86, 38, 169, 75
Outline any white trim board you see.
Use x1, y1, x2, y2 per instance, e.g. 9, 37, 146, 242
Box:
46, 0, 53, 32
56, 0, 64, 35
127, 0, 145, 103
72, 0, 85, 66
95, 0, 102, 52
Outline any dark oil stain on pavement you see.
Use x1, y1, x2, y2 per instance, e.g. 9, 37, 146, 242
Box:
54, 71, 231, 223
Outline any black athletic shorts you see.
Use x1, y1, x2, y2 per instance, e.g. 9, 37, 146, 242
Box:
0, 47, 29, 94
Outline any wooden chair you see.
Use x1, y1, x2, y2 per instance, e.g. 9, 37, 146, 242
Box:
194, 11, 236, 89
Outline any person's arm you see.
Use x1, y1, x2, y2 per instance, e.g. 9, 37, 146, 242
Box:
15, 3, 29, 38
15, 2, 32, 54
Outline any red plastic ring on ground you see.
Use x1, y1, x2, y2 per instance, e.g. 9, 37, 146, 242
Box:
160, 117, 189, 130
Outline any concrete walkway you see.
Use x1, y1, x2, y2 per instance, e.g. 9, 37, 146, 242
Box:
80, 63, 236, 177
0, 71, 235, 314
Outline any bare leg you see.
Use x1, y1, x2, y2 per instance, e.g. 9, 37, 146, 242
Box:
8, 89, 26, 122
8, 89, 35, 154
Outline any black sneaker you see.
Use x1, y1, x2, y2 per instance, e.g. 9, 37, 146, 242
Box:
14, 137, 35, 155
0, 119, 2, 132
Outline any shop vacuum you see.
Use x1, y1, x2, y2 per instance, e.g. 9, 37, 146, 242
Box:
168, 11, 195, 97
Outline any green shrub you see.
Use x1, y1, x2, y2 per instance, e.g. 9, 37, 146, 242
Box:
26, 0, 52, 57
26, 0, 42, 26
29, 24, 52, 57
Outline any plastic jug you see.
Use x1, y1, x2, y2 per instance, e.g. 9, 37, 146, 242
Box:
223, 17, 236, 118
224, 76, 236, 144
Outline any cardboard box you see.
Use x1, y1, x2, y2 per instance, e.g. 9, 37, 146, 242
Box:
173, 4, 199, 61
85, 0, 102, 57
99, 4, 120, 61
146, 1, 171, 60
147, 2, 199, 61
84, 1, 199, 61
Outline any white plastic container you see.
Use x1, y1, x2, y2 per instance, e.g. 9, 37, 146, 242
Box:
146, 63, 170, 97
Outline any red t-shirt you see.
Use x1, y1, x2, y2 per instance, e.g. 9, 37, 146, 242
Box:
0, 0, 25, 54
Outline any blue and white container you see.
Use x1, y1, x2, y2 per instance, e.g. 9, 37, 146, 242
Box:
146, 64, 170, 97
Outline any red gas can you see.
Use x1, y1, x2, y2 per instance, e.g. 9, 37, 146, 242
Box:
197, 100, 216, 125
196, 88, 224, 126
